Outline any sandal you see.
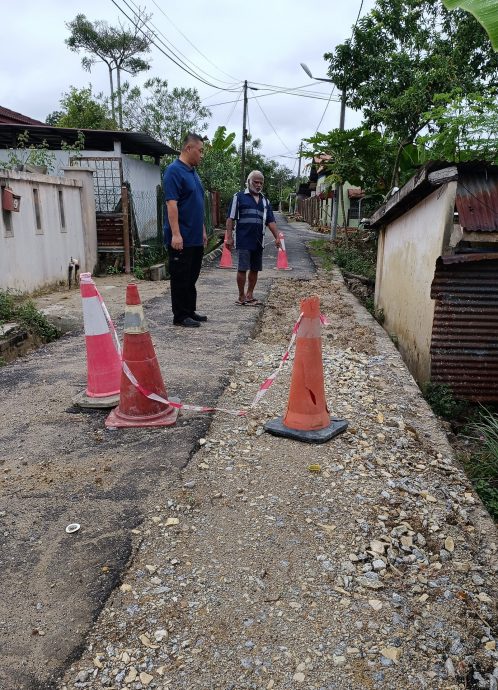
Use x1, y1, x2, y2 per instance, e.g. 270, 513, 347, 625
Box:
244, 298, 263, 306
235, 299, 246, 306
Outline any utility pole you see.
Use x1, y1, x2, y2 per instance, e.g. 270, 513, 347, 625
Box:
240, 80, 248, 190
295, 141, 303, 215
330, 87, 346, 240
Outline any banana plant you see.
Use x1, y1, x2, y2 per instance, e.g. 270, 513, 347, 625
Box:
442, 0, 498, 49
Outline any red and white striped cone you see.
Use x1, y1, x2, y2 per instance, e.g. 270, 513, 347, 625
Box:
105, 283, 179, 428
73, 273, 122, 408
276, 232, 292, 270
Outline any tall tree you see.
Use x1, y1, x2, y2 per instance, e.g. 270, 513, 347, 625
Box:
325, 0, 498, 147
120, 78, 211, 150
66, 9, 153, 127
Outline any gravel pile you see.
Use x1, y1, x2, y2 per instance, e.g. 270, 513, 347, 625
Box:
60, 272, 498, 690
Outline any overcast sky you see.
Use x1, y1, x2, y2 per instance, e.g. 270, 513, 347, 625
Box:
1, 0, 376, 173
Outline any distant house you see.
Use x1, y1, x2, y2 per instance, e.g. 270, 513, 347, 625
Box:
298, 155, 364, 228
0, 109, 177, 288
369, 161, 498, 401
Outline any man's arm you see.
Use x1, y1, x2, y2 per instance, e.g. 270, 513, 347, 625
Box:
225, 217, 235, 248
203, 224, 207, 247
166, 200, 183, 250
267, 221, 281, 247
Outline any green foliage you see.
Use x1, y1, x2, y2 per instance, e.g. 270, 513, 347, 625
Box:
0, 290, 59, 343
133, 243, 168, 280
47, 86, 116, 129
423, 382, 465, 418
106, 265, 121, 275
443, 0, 498, 49
327, 0, 498, 141
199, 127, 240, 207
308, 239, 335, 271
0, 130, 56, 173
333, 245, 376, 278
464, 407, 498, 519
121, 78, 211, 150
417, 89, 498, 163
61, 131, 86, 161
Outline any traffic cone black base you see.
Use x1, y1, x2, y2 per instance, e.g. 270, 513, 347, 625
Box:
264, 416, 348, 444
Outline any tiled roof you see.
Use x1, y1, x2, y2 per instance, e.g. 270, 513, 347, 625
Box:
0, 106, 45, 125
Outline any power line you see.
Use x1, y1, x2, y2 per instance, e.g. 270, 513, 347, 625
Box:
126, 0, 241, 88
313, 0, 365, 133
147, 0, 241, 83
225, 88, 243, 127
254, 97, 294, 155
110, 0, 241, 90
208, 90, 343, 108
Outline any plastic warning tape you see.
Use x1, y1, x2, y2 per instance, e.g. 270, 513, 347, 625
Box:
93, 284, 328, 417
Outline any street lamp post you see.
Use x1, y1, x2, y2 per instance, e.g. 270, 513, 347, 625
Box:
300, 63, 346, 241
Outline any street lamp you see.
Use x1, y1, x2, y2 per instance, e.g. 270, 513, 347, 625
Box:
300, 63, 346, 240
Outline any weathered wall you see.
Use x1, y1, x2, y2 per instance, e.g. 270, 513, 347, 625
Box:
0, 169, 96, 293
374, 182, 457, 383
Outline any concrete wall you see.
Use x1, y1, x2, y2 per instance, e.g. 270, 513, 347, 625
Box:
374, 182, 457, 383
0, 169, 96, 293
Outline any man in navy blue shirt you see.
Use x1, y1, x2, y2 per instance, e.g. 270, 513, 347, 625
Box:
163, 133, 207, 328
225, 170, 280, 306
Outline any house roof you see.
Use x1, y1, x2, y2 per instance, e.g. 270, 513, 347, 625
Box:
0, 123, 177, 158
0, 106, 45, 125
368, 161, 498, 231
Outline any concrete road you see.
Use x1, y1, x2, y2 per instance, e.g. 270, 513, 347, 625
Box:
0, 216, 316, 689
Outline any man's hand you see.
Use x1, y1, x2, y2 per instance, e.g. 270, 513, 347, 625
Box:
171, 234, 183, 251
225, 236, 234, 249
274, 236, 282, 248
203, 226, 208, 248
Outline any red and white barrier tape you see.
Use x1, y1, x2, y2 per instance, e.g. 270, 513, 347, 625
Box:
93, 283, 329, 417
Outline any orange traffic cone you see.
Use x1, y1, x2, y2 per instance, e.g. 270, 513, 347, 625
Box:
73, 273, 122, 408
264, 295, 348, 443
276, 232, 292, 270
219, 232, 233, 269
105, 283, 179, 428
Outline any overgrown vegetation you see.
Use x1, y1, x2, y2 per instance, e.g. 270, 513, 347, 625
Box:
423, 382, 467, 419
463, 407, 498, 520
0, 290, 59, 343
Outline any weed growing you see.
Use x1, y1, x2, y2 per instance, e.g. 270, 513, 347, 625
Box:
0, 289, 59, 343
423, 382, 466, 419
463, 407, 498, 519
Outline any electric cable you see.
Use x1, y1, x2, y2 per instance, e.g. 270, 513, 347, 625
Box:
125, 0, 241, 88
147, 0, 241, 83
110, 0, 241, 90
254, 97, 294, 155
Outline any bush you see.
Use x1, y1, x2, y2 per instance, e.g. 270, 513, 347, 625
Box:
0, 290, 59, 343
423, 382, 465, 419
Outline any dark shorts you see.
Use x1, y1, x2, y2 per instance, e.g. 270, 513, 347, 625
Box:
237, 247, 263, 272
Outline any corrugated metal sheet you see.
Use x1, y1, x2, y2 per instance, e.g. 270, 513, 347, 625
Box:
456, 174, 498, 231
430, 256, 498, 401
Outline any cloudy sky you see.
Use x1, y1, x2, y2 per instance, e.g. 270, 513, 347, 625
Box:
1, 0, 376, 173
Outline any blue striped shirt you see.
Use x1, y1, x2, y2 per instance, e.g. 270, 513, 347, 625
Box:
227, 191, 275, 251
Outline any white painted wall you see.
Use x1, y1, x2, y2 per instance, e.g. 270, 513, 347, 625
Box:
0, 169, 97, 293
374, 182, 457, 383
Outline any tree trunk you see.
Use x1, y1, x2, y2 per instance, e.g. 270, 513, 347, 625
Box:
108, 66, 116, 123
116, 67, 123, 128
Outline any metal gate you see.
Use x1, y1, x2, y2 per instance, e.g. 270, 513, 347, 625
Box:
72, 156, 132, 272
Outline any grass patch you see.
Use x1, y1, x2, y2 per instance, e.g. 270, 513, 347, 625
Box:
0, 289, 59, 343
463, 407, 498, 520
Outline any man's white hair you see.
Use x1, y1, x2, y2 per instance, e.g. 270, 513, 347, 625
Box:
246, 170, 264, 185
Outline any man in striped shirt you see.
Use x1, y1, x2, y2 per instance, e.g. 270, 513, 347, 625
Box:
225, 170, 281, 306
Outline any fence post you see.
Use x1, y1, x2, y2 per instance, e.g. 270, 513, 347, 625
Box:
121, 184, 131, 274
156, 184, 163, 246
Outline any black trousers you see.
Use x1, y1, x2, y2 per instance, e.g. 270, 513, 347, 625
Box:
168, 245, 204, 322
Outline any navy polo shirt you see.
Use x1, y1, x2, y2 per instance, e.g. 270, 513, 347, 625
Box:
163, 158, 205, 247
227, 191, 275, 251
